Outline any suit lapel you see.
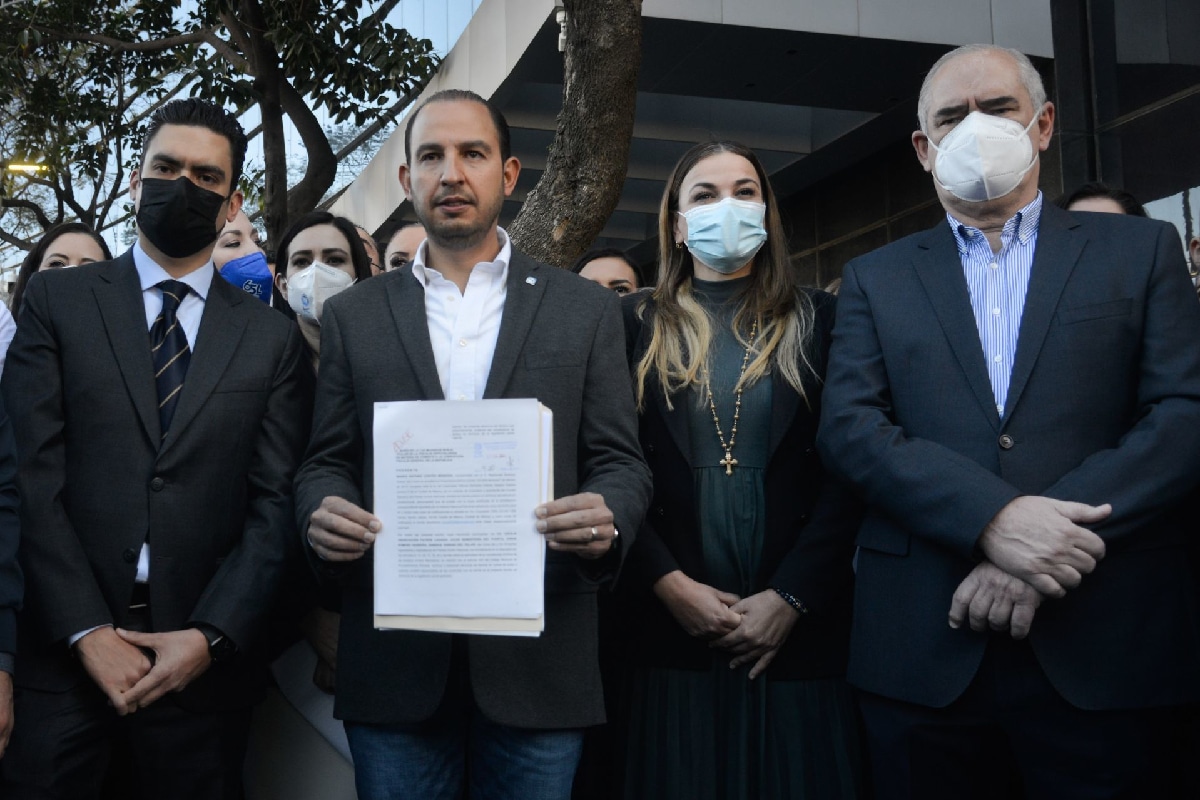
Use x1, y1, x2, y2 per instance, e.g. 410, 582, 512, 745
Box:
483, 254, 545, 399
767, 372, 801, 459
387, 271, 444, 400
653, 384, 692, 467
94, 253, 160, 445
1001, 204, 1084, 427
913, 225, 1002, 429
162, 276, 247, 452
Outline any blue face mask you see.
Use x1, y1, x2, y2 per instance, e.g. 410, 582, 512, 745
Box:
218, 251, 272, 304
679, 197, 768, 274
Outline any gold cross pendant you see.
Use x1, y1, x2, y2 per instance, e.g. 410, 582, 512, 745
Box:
720, 450, 738, 476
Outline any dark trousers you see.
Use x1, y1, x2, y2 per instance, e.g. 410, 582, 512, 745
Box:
859, 636, 1177, 800
2, 682, 251, 800
1, 600, 251, 800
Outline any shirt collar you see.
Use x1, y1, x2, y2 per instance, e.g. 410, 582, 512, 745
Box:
132, 242, 215, 300
949, 191, 1043, 255
411, 227, 512, 286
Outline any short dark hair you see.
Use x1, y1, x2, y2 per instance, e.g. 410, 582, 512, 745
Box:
570, 247, 642, 287
141, 98, 249, 192
404, 89, 511, 164
1056, 182, 1148, 218
13, 222, 112, 316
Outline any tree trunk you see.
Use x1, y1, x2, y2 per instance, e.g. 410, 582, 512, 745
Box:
238, 0, 290, 248
507, 0, 642, 268
279, 77, 337, 226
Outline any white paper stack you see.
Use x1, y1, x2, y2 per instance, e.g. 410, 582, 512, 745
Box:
372, 398, 553, 636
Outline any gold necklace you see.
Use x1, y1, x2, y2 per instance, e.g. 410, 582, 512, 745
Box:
705, 319, 758, 476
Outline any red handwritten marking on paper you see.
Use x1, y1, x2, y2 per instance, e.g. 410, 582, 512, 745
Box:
392, 429, 414, 453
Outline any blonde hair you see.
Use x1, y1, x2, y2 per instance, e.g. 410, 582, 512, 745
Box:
634, 141, 816, 410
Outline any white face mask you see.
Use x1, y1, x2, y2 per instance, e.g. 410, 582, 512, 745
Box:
927, 110, 1041, 203
285, 261, 354, 324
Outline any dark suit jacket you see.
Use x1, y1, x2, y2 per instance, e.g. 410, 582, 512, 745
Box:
294, 249, 652, 729
621, 289, 859, 680
818, 203, 1200, 711
0, 398, 21, 666
0, 252, 313, 709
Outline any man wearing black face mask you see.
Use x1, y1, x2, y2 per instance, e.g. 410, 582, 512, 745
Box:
0, 99, 313, 799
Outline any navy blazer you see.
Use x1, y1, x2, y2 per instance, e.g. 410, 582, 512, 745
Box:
818, 203, 1200, 710
621, 289, 859, 680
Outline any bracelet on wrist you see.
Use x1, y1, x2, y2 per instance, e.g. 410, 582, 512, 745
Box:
771, 587, 808, 615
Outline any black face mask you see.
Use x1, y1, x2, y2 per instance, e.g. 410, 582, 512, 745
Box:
135, 176, 227, 259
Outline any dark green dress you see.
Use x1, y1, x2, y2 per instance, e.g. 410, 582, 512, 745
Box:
623, 277, 861, 799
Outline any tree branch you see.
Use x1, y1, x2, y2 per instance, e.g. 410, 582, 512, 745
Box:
201, 29, 249, 73
0, 227, 36, 252
0, 197, 51, 230
332, 90, 417, 162
31, 25, 210, 53
277, 77, 337, 221
364, 0, 404, 32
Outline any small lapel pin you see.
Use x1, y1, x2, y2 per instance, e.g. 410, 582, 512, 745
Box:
525, 276, 537, 286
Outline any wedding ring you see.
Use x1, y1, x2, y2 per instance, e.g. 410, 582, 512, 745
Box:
590, 526, 598, 541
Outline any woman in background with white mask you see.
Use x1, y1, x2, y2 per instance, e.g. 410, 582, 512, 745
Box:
246, 209, 371, 799
274, 211, 372, 370
618, 141, 862, 798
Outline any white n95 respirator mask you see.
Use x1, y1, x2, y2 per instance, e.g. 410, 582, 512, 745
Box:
285, 261, 354, 324
927, 110, 1041, 203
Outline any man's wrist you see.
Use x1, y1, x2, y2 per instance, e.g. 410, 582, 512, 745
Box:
68, 624, 112, 649
191, 624, 236, 663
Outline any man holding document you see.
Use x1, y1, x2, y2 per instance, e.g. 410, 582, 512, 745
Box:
294, 89, 652, 799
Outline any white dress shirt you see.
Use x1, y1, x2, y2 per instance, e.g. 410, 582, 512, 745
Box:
947, 192, 1042, 418
132, 243, 214, 581
410, 228, 511, 401
0, 302, 16, 379
70, 246, 215, 645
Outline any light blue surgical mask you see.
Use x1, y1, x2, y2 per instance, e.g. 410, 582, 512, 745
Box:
679, 197, 768, 274
218, 251, 273, 304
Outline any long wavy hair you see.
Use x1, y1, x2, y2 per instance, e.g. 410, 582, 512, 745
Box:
634, 141, 815, 410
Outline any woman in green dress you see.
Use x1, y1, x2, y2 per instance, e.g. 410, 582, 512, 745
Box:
619, 141, 863, 799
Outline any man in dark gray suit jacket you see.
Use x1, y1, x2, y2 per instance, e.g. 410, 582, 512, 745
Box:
0, 397, 21, 761
0, 99, 312, 799
295, 90, 650, 799
818, 45, 1200, 798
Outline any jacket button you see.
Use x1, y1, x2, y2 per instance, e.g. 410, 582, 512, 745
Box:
656, 506, 665, 517
150, 477, 165, 491
998, 434, 1015, 450
646, 443, 655, 453
123, 548, 137, 563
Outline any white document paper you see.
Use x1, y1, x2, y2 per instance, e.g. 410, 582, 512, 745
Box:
372, 399, 552, 635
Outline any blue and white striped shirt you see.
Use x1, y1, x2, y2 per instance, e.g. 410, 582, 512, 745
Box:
948, 192, 1043, 419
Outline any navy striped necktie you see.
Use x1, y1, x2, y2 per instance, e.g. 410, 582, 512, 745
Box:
150, 279, 191, 439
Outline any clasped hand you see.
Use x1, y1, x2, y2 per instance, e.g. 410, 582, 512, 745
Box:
654, 572, 800, 679
948, 561, 1043, 639
978, 495, 1109, 598
74, 625, 211, 715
